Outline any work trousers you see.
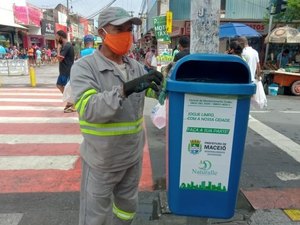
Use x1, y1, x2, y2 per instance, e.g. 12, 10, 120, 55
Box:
79, 158, 142, 225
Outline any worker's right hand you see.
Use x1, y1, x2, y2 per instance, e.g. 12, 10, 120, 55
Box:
123, 70, 163, 97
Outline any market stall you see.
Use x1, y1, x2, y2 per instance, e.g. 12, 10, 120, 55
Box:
264, 67, 300, 95
263, 26, 300, 96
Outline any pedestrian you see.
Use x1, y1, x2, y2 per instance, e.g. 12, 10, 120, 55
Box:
172, 45, 179, 57
70, 6, 163, 225
55, 30, 75, 113
80, 34, 95, 58
144, 46, 155, 72
32, 44, 37, 66
46, 48, 52, 64
19, 48, 28, 59
51, 48, 57, 63
277, 48, 290, 68
12, 46, 19, 59
238, 36, 261, 81
35, 47, 42, 67
227, 40, 244, 58
173, 36, 190, 62
27, 45, 35, 66
63, 34, 96, 110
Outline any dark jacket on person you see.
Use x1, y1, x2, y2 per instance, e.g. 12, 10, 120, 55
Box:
173, 48, 190, 62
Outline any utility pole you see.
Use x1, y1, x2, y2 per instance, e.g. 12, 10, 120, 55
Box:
264, 0, 287, 65
190, 0, 220, 54
264, 14, 273, 66
187, 4, 220, 223
264, 0, 275, 66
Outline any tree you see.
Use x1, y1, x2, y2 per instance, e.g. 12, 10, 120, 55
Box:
273, 0, 300, 22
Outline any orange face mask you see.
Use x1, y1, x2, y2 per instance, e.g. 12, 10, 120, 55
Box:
102, 28, 133, 55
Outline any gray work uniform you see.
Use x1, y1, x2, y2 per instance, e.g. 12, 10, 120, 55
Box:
70, 50, 147, 225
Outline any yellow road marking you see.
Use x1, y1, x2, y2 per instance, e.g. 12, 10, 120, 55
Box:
284, 209, 300, 221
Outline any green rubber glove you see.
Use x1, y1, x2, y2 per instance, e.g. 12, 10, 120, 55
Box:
123, 70, 163, 97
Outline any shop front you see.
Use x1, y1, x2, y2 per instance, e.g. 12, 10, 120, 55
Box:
0, 24, 28, 49
22, 35, 45, 49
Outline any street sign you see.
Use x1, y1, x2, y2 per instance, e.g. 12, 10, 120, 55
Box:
153, 16, 170, 43
166, 11, 173, 34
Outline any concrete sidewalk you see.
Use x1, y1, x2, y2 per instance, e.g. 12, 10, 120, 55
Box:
1, 191, 298, 225
135, 191, 300, 225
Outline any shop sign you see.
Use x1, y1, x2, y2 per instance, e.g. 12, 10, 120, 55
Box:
79, 18, 89, 35
71, 24, 79, 38
13, 4, 42, 27
166, 11, 173, 34
245, 23, 267, 34
41, 20, 55, 35
14, 5, 29, 25
153, 16, 170, 43
28, 6, 42, 27
55, 23, 67, 33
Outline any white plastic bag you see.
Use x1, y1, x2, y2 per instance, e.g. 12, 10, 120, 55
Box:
62, 81, 73, 103
150, 103, 166, 129
251, 79, 267, 109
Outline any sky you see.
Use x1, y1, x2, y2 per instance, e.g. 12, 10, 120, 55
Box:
26, 0, 145, 19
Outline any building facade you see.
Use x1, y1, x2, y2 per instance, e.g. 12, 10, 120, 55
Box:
0, 0, 95, 50
140, 0, 270, 52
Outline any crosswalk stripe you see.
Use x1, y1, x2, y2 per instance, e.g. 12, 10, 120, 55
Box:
0, 117, 78, 123
249, 116, 300, 163
251, 111, 300, 114
0, 106, 63, 111
0, 98, 63, 102
0, 88, 59, 92
0, 93, 62, 96
250, 111, 269, 113
0, 134, 82, 144
279, 111, 300, 114
0, 155, 79, 170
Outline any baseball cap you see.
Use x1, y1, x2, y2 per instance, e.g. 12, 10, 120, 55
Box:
84, 34, 94, 43
98, 7, 142, 29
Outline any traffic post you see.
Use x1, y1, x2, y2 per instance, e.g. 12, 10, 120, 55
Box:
166, 54, 256, 219
29, 66, 36, 87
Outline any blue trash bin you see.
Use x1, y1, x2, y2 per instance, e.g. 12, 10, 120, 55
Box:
166, 54, 256, 219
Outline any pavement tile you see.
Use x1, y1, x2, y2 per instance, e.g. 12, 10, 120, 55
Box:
249, 209, 300, 225
241, 188, 300, 209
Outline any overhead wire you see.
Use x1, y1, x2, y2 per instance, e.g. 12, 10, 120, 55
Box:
72, 0, 106, 18
138, 0, 146, 16
86, 0, 117, 19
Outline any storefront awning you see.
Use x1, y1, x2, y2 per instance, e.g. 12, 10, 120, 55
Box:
0, 22, 28, 29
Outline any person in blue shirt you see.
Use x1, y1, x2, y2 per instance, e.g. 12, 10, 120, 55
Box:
80, 34, 95, 57
277, 49, 290, 68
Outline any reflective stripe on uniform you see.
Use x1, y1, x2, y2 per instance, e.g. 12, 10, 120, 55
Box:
75, 88, 97, 118
79, 117, 143, 136
113, 203, 135, 221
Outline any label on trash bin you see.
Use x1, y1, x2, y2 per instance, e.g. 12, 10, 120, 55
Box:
179, 94, 237, 192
